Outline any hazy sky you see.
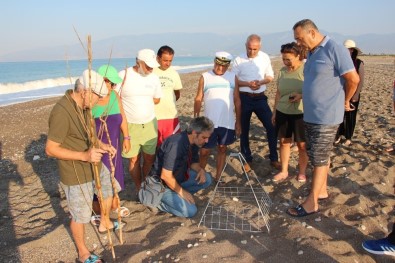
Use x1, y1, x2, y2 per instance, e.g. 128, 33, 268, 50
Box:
1, 0, 394, 57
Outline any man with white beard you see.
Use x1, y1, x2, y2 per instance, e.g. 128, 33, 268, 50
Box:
118, 49, 162, 193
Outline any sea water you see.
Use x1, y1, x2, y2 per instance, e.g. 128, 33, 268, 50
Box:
0, 57, 213, 106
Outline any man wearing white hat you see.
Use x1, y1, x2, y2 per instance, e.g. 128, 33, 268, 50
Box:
45, 70, 117, 263
119, 49, 162, 193
194, 51, 241, 181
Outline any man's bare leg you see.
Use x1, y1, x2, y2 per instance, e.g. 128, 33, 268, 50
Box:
216, 145, 227, 181
129, 153, 142, 192
70, 220, 90, 262
199, 148, 211, 169
142, 152, 155, 178
301, 165, 328, 212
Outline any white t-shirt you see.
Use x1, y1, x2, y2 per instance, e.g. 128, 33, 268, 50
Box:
202, 70, 236, 129
118, 68, 162, 124
232, 51, 274, 93
153, 67, 183, 120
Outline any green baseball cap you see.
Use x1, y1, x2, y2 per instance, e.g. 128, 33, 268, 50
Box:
98, 65, 123, 84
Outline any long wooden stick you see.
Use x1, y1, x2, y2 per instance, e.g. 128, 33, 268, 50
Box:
87, 36, 116, 259
101, 119, 123, 244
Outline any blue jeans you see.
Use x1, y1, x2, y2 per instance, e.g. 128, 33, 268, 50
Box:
158, 169, 212, 218
240, 93, 278, 162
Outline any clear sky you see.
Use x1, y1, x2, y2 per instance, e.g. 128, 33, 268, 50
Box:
1, 0, 394, 57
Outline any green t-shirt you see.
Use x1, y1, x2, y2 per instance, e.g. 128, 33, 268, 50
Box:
276, 64, 304, 115
47, 90, 96, 186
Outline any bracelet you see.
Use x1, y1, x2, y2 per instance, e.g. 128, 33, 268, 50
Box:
124, 136, 131, 140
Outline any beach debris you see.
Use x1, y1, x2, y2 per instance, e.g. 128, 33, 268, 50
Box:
315, 217, 322, 222
166, 254, 170, 259
203, 232, 207, 237
266, 179, 271, 183
250, 235, 254, 239
241, 240, 247, 244
33, 155, 40, 161
233, 197, 239, 202
202, 254, 208, 259
283, 202, 290, 207
174, 258, 180, 262
194, 242, 199, 247
306, 226, 313, 229
296, 237, 302, 242
92, 243, 97, 249
302, 222, 307, 227
180, 223, 185, 226
360, 225, 366, 231
342, 167, 347, 171
187, 244, 193, 248
298, 250, 304, 255
146, 250, 151, 255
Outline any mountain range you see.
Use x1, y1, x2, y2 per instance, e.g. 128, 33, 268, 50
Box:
2, 31, 395, 62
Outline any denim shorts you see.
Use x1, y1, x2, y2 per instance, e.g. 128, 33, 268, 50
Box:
304, 122, 338, 167
61, 165, 120, 223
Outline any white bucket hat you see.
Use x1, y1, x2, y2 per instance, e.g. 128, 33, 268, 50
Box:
81, 69, 108, 97
343, 39, 362, 55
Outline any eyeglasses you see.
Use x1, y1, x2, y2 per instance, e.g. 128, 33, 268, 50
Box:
104, 78, 116, 87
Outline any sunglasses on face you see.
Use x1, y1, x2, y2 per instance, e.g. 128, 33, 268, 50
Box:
104, 78, 116, 86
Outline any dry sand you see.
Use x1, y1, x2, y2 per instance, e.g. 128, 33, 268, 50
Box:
0, 56, 394, 263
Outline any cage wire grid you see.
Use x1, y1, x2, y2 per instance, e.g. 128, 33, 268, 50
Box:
198, 152, 273, 233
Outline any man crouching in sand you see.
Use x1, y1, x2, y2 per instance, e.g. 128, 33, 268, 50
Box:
141, 117, 214, 217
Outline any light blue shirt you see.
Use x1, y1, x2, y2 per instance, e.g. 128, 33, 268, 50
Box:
303, 36, 355, 125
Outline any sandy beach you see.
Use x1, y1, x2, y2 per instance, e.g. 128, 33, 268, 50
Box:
1, 56, 394, 263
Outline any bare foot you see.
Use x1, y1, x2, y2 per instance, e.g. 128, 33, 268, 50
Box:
273, 172, 288, 182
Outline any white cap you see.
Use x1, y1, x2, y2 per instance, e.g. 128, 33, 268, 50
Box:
81, 69, 108, 97
215, 51, 233, 65
137, 49, 160, 68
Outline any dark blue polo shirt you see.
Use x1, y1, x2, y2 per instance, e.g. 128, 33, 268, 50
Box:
150, 131, 199, 184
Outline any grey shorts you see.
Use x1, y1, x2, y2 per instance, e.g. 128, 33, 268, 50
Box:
304, 122, 338, 167
60, 165, 121, 224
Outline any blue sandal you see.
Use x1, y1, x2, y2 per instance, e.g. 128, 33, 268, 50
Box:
78, 254, 105, 263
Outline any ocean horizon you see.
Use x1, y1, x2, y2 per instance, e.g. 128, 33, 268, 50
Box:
0, 56, 214, 106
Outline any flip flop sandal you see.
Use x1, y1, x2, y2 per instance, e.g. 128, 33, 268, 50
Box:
286, 205, 319, 217
77, 253, 105, 263
114, 206, 130, 217
90, 215, 101, 227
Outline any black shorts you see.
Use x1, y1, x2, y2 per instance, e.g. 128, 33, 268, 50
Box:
275, 110, 306, 142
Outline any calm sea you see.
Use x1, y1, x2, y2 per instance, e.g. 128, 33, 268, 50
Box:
0, 57, 213, 106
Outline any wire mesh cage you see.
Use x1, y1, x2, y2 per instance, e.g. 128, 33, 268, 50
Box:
198, 152, 273, 233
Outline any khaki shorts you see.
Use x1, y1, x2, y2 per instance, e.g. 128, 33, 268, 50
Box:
122, 118, 158, 158
61, 165, 120, 223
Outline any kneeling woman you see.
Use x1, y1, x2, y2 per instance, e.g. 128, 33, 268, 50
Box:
272, 42, 308, 182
